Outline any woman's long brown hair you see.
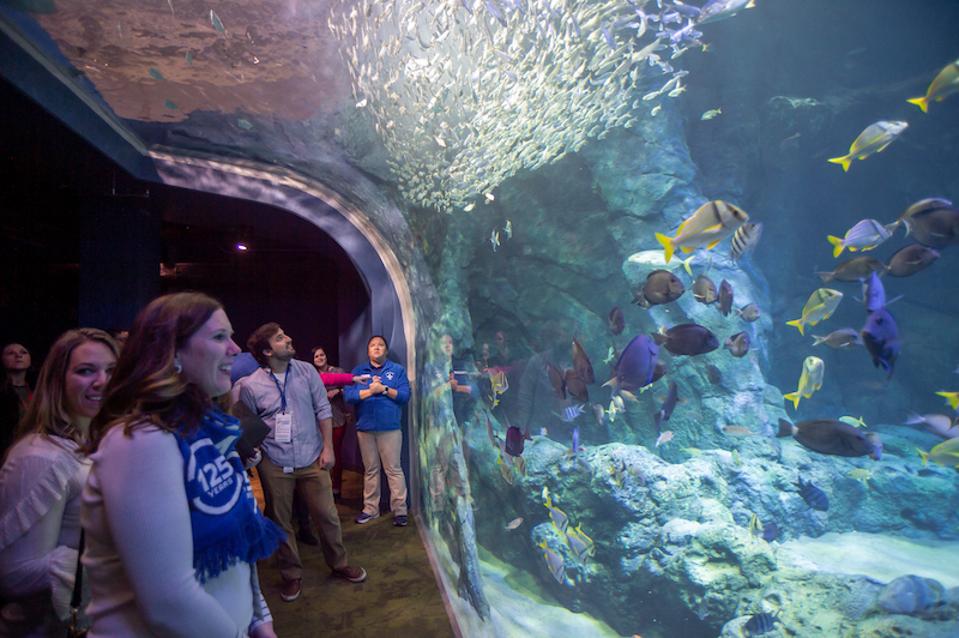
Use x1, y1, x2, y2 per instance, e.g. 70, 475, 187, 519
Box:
15, 328, 117, 446
88, 292, 222, 452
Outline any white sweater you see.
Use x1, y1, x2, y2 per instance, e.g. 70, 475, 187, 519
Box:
81, 425, 271, 637
0, 434, 88, 637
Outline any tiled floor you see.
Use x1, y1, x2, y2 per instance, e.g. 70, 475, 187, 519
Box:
254, 470, 455, 637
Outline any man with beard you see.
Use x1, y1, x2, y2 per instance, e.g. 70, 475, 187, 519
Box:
239, 323, 367, 603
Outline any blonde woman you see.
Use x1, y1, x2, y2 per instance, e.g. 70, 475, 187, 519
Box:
0, 329, 117, 636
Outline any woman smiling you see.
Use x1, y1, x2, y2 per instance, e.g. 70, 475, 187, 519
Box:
83, 293, 283, 637
0, 328, 117, 636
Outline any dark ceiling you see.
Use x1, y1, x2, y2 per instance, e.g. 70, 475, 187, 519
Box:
0, 75, 365, 364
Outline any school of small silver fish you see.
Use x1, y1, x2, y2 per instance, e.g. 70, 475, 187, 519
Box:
328, 0, 715, 212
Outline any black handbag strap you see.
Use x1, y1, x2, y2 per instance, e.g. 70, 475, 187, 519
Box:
71, 530, 85, 609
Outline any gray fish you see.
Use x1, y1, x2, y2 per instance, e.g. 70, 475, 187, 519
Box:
564, 369, 588, 402
571, 339, 595, 384
724, 331, 750, 357
811, 328, 862, 349
653, 381, 679, 433
817, 256, 887, 283
633, 269, 685, 308
730, 221, 763, 261
653, 324, 719, 356
793, 419, 882, 460
827, 218, 896, 256
898, 198, 959, 248
718, 279, 733, 316
698, 0, 757, 25
886, 243, 940, 277
795, 476, 829, 511
692, 274, 718, 305
905, 413, 959, 439
776, 418, 794, 438
608, 306, 625, 335
737, 303, 760, 322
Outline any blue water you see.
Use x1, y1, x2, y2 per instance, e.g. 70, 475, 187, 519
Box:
4, 0, 959, 635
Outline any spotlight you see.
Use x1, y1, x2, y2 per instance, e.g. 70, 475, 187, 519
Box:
235, 241, 249, 252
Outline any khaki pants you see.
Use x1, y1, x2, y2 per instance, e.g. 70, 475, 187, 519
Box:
357, 429, 407, 517
257, 455, 348, 581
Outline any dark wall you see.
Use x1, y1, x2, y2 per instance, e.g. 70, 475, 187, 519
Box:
0, 76, 368, 368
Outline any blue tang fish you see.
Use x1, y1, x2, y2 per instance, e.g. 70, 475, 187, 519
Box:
795, 477, 829, 511
861, 308, 900, 376
611, 335, 660, 391
863, 271, 886, 312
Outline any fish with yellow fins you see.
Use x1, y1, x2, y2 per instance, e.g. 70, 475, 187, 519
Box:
538, 540, 569, 585
908, 59, 959, 113
828, 120, 908, 172
565, 524, 595, 561
936, 391, 959, 411
784, 356, 825, 409
655, 200, 749, 263
826, 218, 896, 258
917, 437, 959, 469
786, 288, 843, 335
542, 486, 569, 534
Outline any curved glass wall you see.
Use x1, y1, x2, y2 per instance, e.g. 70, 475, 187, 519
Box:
2, 1, 958, 636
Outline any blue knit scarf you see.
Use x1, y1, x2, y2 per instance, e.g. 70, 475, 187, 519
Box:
174, 408, 285, 583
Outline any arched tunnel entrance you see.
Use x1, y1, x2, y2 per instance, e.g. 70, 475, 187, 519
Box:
0, 75, 419, 511
0, 71, 452, 634
148, 151, 421, 528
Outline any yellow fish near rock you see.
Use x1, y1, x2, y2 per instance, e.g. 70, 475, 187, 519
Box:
655, 200, 749, 263
786, 288, 843, 336
784, 356, 825, 409
908, 59, 959, 113
917, 438, 959, 469
827, 120, 908, 172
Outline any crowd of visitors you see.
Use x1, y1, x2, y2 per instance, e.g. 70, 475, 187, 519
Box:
0, 292, 412, 636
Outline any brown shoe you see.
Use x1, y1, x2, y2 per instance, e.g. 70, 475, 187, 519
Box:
280, 578, 302, 602
332, 565, 367, 583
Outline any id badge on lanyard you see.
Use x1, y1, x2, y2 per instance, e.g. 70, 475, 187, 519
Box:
270, 367, 294, 444
275, 411, 293, 443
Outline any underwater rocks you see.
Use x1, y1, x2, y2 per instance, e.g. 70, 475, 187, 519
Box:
620, 247, 786, 453
467, 423, 959, 637
877, 575, 947, 616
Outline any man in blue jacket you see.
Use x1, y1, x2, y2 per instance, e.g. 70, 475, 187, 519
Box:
344, 336, 411, 526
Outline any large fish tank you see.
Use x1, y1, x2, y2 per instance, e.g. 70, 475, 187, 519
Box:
2, 1, 958, 636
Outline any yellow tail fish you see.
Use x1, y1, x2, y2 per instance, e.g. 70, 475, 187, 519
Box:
786, 288, 843, 336
783, 356, 825, 409
908, 59, 959, 113
917, 437, 959, 469
655, 200, 749, 263
828, 120, 908, 172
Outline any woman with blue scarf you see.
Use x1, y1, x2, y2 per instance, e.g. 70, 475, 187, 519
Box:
83, 293, 284, 637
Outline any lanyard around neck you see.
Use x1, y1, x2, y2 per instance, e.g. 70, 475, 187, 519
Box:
268, 365, 293, 413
